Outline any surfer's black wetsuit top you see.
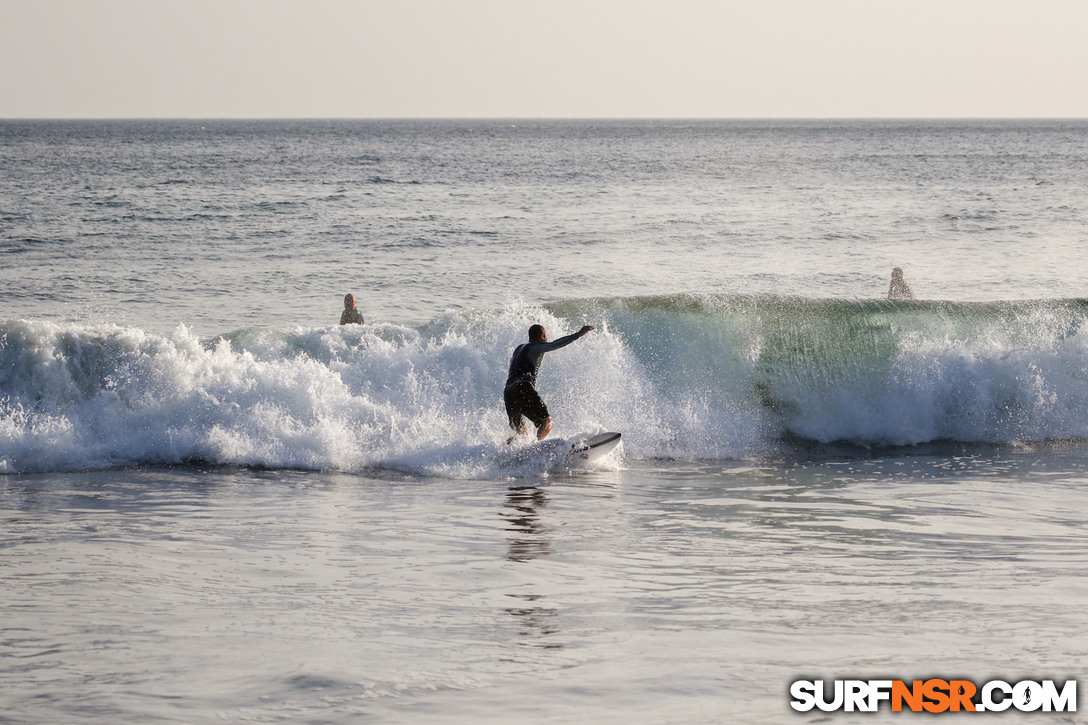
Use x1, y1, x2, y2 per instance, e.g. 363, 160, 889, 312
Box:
504, 332, 583, 389
340, 309, 364, 325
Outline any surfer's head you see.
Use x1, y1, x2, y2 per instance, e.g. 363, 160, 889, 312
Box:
344, 293, 357, 310
528, 324, 546, 342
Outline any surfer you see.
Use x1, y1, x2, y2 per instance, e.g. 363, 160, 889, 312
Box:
888, 267, 915, 299
340, 294, 364, 325
504, 323, 594, 442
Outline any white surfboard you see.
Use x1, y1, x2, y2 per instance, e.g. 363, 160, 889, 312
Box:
567, 431, 622, 463
494, 431, 622, 472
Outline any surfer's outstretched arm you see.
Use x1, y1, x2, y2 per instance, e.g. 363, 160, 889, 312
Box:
538, 325, 595, 352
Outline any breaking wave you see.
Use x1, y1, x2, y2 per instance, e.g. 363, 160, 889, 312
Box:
5, 294, 1088, 474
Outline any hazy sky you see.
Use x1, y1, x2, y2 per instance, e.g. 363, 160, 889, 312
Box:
3, 0, 1087, 118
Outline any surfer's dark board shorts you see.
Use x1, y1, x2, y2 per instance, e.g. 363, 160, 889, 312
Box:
504, 380, 549, 431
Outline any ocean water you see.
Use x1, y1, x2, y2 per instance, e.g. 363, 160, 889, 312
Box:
2, 120, 1088, 723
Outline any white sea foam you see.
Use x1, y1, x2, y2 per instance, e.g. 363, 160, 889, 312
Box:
4, 295, 1088, 474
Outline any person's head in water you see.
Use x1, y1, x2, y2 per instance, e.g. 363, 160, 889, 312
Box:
344, 293, 357, 311
528, 324, 547, 342
888, 267, 915, 300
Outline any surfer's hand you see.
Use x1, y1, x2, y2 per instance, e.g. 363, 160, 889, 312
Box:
579, 325, 595, 336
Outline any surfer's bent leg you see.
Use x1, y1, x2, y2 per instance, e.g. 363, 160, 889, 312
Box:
504, 381, 533, 441
504, 384, 523, 430
520, 386, 551, 440
504, 380, 551, 440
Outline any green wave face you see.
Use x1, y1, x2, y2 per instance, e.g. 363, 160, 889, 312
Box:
549, 294, 1088, 448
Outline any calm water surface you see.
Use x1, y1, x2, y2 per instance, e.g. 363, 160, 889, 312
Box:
3, 449, 1086, 723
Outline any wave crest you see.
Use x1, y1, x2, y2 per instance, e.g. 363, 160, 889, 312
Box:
4, 295, 1088, 473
